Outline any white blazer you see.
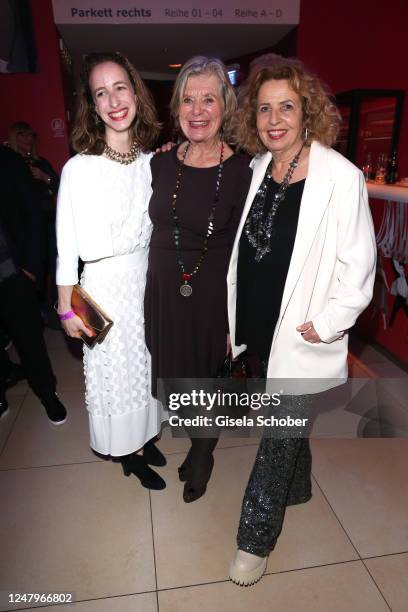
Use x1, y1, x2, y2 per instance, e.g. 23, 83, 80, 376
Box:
227, 141, 376, 393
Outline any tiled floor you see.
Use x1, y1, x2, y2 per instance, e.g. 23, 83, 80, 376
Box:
0, 330, 407, 612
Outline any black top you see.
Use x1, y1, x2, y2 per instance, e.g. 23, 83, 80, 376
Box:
0, 223, 17, 282
236, 177, 305, 361
149, 147, 250, 252
30, 156, 60, 219
0, 145, 43, 278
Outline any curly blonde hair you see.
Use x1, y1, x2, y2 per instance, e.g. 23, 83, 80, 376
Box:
71, 52, 160, 154
170, 56, 237, 143
236, 54, 340, 155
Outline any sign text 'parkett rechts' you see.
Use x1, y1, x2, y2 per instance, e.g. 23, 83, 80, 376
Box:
52, 0, 300, 24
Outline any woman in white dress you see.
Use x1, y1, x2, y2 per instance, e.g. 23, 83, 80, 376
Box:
56, 52, 167, 489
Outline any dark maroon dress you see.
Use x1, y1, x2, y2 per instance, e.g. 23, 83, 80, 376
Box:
145, 148, 252, 397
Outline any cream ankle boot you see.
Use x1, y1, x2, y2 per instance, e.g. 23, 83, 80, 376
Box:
229, 549, 268, 586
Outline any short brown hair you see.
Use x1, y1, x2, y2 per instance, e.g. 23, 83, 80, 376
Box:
8, 121, 39, 159
71, 52, 160, 154
236, 54, 340, 155
170, 56, 237, 143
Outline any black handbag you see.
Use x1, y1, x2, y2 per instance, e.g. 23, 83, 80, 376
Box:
215, 354, 250, 423
217, 352, 266, 379
217, 354, 247, 379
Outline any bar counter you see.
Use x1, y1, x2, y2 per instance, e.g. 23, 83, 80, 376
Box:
367, 182, 408, 203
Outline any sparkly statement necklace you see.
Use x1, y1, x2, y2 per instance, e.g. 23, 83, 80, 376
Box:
172, 141, 224, 297
244, 145, 303, 262
103, 140, 139, 165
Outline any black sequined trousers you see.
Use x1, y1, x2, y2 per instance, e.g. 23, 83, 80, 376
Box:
237, 395, 312, 557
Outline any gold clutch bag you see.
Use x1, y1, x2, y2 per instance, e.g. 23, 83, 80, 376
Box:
71, 284, 113, 348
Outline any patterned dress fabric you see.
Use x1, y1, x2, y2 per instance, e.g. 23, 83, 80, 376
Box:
237, 395, 312, 557
78, 154, 166, 456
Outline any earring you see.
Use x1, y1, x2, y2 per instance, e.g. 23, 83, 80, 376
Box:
303, 127, 309, 141
93, 111, 102, 125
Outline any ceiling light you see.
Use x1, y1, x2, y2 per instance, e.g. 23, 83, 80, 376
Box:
168, 63, 182, 68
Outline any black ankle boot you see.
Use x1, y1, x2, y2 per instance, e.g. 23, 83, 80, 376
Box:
183, 453, 214, 503
121, 454, 166, 490
182, 438, 218, 503
143, 438, 167, 467
178, 445, 194, 482
178, 435, 218, 483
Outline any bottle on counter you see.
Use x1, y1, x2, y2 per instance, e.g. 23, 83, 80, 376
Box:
362, 152, 372, 181
375, 153, 387, 184
386, 150, 398, 184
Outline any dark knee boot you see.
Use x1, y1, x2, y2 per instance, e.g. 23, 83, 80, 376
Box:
183, 437, 218, 503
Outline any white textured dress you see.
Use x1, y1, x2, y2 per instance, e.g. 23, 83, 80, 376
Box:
56, 152, 166, 456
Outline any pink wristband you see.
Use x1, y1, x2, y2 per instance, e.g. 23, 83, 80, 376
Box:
59, 310, 75, 321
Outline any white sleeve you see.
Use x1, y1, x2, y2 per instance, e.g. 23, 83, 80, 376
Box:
312, 170, 377, 343
56, 162, 80, 285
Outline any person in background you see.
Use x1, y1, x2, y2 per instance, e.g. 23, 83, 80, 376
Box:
144, 56, 252, 502
227, 55, 376, 586
0, 143, 66, 423
0, 345, 25, 418
7, 121, 60, 326
56, 52, 167, 490
0, 325, 25, 395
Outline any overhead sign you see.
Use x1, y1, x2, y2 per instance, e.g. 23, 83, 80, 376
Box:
52, 0, 300, 24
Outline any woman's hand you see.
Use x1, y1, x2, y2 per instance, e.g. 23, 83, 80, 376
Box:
154, 142, 176, 154
296, 321, 321, 343
57, 285, 94, 340
31, 166, 49, 182
61, 314, 95, 340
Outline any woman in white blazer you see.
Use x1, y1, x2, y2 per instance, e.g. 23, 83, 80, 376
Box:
228, 55, 376, 586
56, 53, 167, 490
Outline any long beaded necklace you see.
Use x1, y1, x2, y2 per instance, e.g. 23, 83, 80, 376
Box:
244, 145, 304, 262
172, 141, 224, 297
103, 140, 139, 165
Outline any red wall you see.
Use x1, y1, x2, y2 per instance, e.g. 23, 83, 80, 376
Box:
0, 0, 70, 172
0, 0, 406, 361
2, 0, 406, 175
296, 0, 408, 364
297, 0, 408, 177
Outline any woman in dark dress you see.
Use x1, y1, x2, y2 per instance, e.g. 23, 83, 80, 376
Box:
145, 56, 252, 503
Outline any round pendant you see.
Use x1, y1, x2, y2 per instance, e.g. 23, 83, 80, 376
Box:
180, 283, 192, 297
